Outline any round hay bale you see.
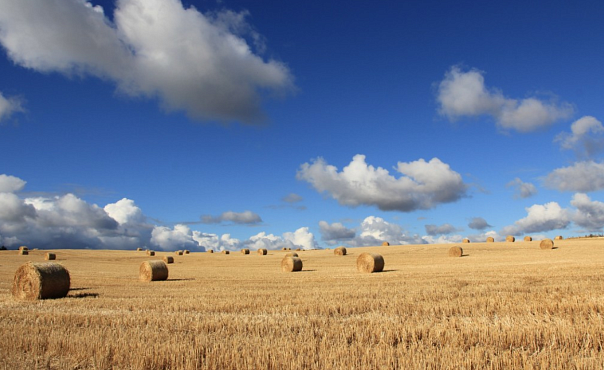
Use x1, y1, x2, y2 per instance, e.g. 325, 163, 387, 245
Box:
148, 251, 155, 256
540, 239, 554, 249
221, 250, 230, 254
281, 257, 303, 272
12, 262, 70, 300
506, 235, 515, 242
207, 249, 214, 253
184, 250, 190, 254
18, 246, 28, 251
486, 237, 494, 242
334, 246, 347, 256
257, 248, 267, 255
281, 247, 287, 251
285, 252, 298, 258
241, 248, 250, 255
524, 236, 533, 242
18, 249, 29, 255
448, 246, 463, 257
295, 248, 301, 251
139, 260, 168, 282
163, 256, 174, 264
555, 235, 563, 240
175, 250, 183, 255
136, 248, 143, 251
45, 253, 56, 261
357, 253, 385, 273
382, 241, 390, 246
462, 238, 470, 243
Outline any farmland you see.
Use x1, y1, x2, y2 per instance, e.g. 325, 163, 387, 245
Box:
1, 239, 604, 369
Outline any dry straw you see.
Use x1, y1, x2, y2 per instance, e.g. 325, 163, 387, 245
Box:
524, 236, 533, 241
555, 235, 564, 240
486, 237, 494, 242
139, 260, 168, 282
334, 246, 347, 256
506, 235, 515, 242
448, 246, 463, 257
45, 253, 56, 261
462, 239, 470, 243
540, 239, 554, 249
257, 248, 267, 255
241, 249, 250, 255
284, 252, 298, 258
382, 241, 390, 246
18, 249, 28, 255
357, 253, 384, 273
163, 256, 174, 264
281, 256, 303, 272
12, 262, 70, 300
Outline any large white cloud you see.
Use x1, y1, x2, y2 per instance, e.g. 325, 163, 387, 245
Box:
437, 66, 573, 132
501, 202, 570, 235
319, 221, 356, 245
571, 193, 604, 232
506, 177, 538, 199
0, 0, 293, 123
151, 224, 204, 251
544, 161, 604, 192
0, 92, 23, 122
348, 216, 426, 247
555, 116, 604, 159
297, 154, 468, 212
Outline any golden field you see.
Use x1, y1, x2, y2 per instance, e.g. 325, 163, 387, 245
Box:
1, 239, 604, 369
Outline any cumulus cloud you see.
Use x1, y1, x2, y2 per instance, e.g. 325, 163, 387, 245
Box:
201, 210, 262, 225
544, 161, 604, 192
468, 217, 492, 230
347, 216, 426, 247
0, 174, 27, 193
318, 221, 356, 245
0, 92, 24, 122
501, 202, 570, 235
0, 0, 293, 123
151, 224, 204, 251
555, 116, 604, 159
297, 154, 468, 212
424, 223, 460, 236
571, 193, 604, 232
437, 66, 573, 132
506, 177, 538, 199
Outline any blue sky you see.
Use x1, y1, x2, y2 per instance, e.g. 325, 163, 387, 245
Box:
1, 0, 604, 251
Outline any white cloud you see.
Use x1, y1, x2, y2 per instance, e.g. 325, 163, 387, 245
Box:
282, 193, 303, 203
0, 0, 293, 123
104, 198, 146, 225
468, 217, 491, 230
201, 210, 262, 225
571, 193, 604, 232
283, 227, 318, 250
0, 92, 24, 122
437, 66, 573, 132
544, 161, 604, 192
151, 224, 204, 251
297, 154, 468, 212
424, 223, 459, 236
501, 202, 570, 235
506, 177, 538, 199
318, 221, 356, 244
0, 174, 27, 193
555, 116, 604, 159
348, 216, 426, 247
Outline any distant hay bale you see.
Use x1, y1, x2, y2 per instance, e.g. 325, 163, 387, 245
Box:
382, 241, 390, 246
45, 253, 56, 261
18, 250, 29, 255
12, 262, 70, 300
357, 253, 385, 273
147, 251, 155, 256
241, 248, 250, 255
506, 235, 515, 242
334, 246, 347, 256
257, 248, 267, 255
462, 238, 470, 243
555, 235, 563, 240
281, 247, 287, 251
139, 260, 168, 282
19, 246, 28, 251
184, 250, 190, 254
207, 249, 214, 253
524, 236, 533, 242
163, 256, 174, 264
285, 252, 298, 258
486, 237, 494, 243
448, 246, 463, 257
540, 239, 554, 249
281, 256, 303, 272
222, 250, 230, 254
295, 248, 301, 251
175, 250, 183, 255
136, 248, 143, 251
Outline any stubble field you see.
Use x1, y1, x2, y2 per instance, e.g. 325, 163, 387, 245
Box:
1, 238, 604, 369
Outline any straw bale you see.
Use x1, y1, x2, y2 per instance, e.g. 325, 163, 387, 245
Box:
184, 250, 190, 254
462, 238, 470, 243
257, 248, 267, 255
555, 235, 563, 240
524, 236, 532, 242
12, 262, 70, 300
486, 237, 494, 243
382, 241, 390, 246
285, 252, 298, 258
207, 249, 214, 253
222, 250, 230, 254
357, 253, 385, 273
139, 260, 168, 282
45, 253, 56, 261
18, 250, 28, 255
540, 239, 554, 249
334, 246, 347, 256
19, 246, 28, 251
506, 235, 515, 242
241, 248, 250, 254
163, 256, 174, 264
281, 257, 303, 272
448, 246, 463, 257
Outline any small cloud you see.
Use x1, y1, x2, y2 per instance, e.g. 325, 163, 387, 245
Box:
571, 193, 604, 232
201, 210, 262, 225
424, 223, 460, 236
0, 174, 27, 193
0, 92, 24, 123
468, 217, 492, 230
506, 177, 538, 199
282, 193, 303, 203
555, 116, 604, 159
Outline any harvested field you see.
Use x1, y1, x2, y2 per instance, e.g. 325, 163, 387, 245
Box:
1, 238, 604, 369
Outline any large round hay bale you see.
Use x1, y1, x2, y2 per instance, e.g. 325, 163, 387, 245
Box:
139, 260, 168, 282
540, 239, 554, 249
45, 253, 56, 261
221, 250, 230, 254
241, 248, 250, 255
486, 237, 494, 243
18, 249, 29, 255
357, 253, 385, 273
285, 252, 298, 258
257, 248, 267, 255
382, 241, 390, 246
448, 246, 463, 257
12, 262, 70, 300
462, 238, 470, 243
555, 235, 563, 240
334, 246, 347, 256
163, 256, 174, 264
524, 236, 532, 242
281, 257, 303, 272
19, 246, 28, 251
506, 235, 515, 242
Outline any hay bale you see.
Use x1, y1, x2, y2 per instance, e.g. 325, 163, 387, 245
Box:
241, 248, 250, 255
524, 236, 533, 242
221, 250, 230, 254
281, 247, 287, 251
136, 248, 143, 251
175, 250, 183, 255
540, 239, 554, 249
207, 249, 214, 253
184, 250, 190, 254
281, 257, 303, 272
555, 235, 563, 240
146, 250, 155, 256
139, 260, 168, 282
462, 238, 470, 243
357, 253, 384, 273
285, 252, 298, 258
448, 246, 463, 257
18, 250, 29, 255
19, 246, 28, 251
163, 256, 174, 264
45, 253, 56, 261
486, 237, 494, 242
334, 246, 347, 256
506, 235, 515, 242
12, 262, 70, 300
295, 248, 301, 251
257, 248, 267, 255
382, 241, 390, 246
